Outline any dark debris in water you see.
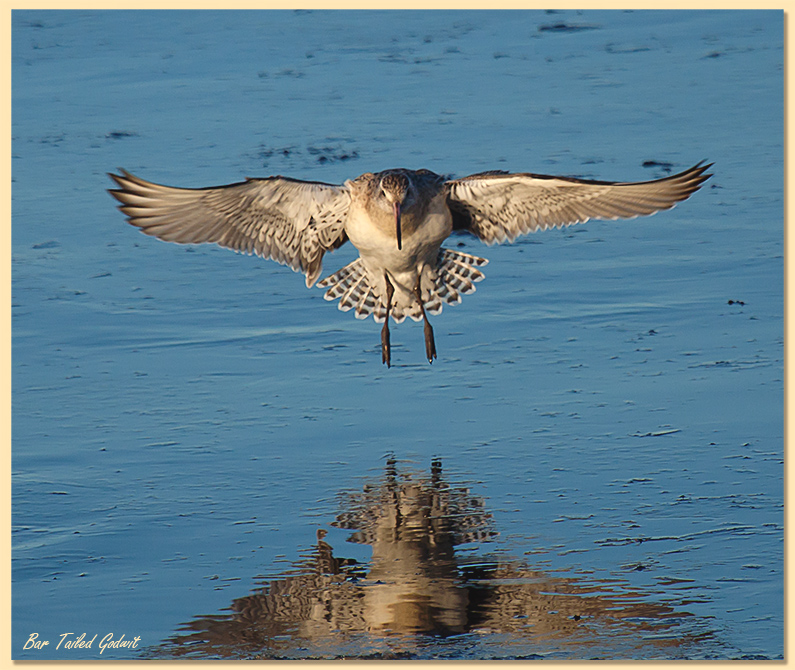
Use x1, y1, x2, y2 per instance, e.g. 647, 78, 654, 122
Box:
253, 141, 359, 168
39, 133, 65, 145
605, 43, 652, 54
538, 22, 600, 33
106, 130, 138, 140
257, 145, 296, 160
258, 68, 306, 79
688, 359, 770, 370
378, 52, 411, 64
307, 145, 359, 164
632, 429, 681, 438
642, 160, 674, 173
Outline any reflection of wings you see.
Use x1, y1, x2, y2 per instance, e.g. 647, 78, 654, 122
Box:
154, 555, 692, 659
465, 562, 685, 642
446, 162, 712, 244
155, 540, 365, 659
108, 170, 352, 287
150, 460, 702, 659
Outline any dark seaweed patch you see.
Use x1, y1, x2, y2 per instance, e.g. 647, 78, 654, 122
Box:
538, 22, 600, 33
106, 131, 138, 140
605, 43, 652, 54
307, 145, 359, 164
642, 160, 674, 173
252, 141, 359, 168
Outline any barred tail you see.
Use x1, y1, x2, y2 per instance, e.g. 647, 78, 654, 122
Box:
317, 249, 488, 324
430, 248, 488, 314
318, 258, 387, 322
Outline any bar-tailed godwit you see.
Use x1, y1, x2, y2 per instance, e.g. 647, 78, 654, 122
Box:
109, 162, 711, 366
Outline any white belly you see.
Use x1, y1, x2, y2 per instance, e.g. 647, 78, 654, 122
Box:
346, 195, 453, 302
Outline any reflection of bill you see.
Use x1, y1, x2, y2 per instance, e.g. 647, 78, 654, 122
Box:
151, 459, 705, 659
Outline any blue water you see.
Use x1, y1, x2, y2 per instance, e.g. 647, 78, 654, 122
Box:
12, 9, 783, 660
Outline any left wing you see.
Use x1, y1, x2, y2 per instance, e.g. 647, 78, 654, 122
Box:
445, 162, 712, 244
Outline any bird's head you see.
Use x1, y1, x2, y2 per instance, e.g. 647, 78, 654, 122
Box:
380, 172, 411, 250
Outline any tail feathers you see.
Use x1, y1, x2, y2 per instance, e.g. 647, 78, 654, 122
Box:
319, 259, 374, 320
319, 259, 388, 322
317, 249, 488, 324
354, 284, 378, 320
434, 249, 488, 306
317, 260, 362, 300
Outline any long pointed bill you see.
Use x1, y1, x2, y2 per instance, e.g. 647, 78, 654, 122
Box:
393, 202, 402, 250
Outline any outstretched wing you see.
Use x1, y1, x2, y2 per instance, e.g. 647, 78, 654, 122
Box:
109, 170, 352, 287
446, 162, 712, 244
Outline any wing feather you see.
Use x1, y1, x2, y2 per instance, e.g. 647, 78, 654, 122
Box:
108, 169, 351, 287
446, 162, 712, 244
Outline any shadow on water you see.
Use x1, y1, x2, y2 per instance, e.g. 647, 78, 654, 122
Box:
147, 458, 717, 660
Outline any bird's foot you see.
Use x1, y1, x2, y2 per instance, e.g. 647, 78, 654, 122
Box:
424, 319, 437, 364
381, 322, 391, 368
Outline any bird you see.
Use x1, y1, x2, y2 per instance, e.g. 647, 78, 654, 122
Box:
108, 161, 712, 367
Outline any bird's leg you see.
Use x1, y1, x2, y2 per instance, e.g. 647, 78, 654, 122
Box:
415, 277, 437, 364
381, 273, 395, 367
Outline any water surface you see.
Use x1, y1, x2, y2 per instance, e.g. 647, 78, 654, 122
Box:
12, 9, 783, 660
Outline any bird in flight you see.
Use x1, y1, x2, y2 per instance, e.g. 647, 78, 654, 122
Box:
109, 161, 711, 367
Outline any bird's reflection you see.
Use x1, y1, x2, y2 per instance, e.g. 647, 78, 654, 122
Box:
333, 457, 496, 638
151, 458, 707, 659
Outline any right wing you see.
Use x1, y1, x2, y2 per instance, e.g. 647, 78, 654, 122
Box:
109, 170, 352, 287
